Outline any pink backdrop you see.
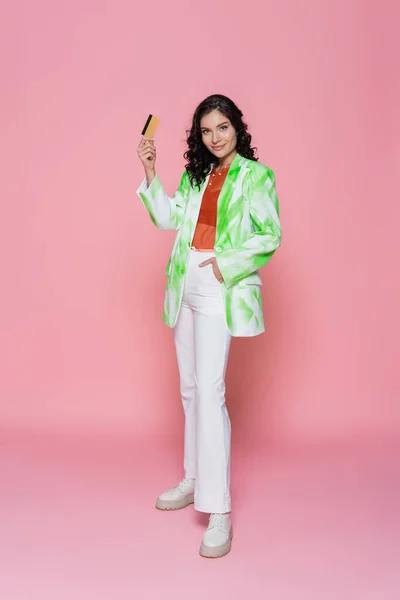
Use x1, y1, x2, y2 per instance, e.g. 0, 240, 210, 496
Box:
1, 0, 399, 445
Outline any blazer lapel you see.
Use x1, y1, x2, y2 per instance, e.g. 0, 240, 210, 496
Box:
188, 153, 246, 245
215, 152, 243, 240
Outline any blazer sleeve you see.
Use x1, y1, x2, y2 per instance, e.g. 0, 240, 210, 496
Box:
136, 171, 190, 230
216, 166, 282, 288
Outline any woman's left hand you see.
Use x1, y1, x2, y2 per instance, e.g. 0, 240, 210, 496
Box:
199, 257, 224, 283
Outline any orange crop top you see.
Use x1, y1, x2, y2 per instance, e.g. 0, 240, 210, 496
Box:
191, 166, 229, 250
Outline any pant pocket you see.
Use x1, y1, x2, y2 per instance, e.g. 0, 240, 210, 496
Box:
208, 265, 221, 285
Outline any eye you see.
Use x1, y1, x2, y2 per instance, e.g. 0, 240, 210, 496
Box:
201, 130, 209, 135
220, 125, 228, 131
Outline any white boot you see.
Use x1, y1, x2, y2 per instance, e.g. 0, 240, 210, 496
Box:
155, 477, 195, 511
200, 513, 233, 558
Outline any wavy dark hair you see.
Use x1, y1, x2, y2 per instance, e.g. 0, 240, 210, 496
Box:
184, 94, 258, 189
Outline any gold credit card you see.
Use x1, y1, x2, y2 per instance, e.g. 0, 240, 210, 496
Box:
141, 114, 160, 138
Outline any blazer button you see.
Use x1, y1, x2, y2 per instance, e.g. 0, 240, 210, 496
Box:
215, 247, 221, 252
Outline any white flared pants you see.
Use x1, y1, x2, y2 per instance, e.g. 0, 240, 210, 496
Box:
173, 249, 232, 514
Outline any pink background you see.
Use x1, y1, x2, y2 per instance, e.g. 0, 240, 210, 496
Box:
1, 1, 399, 598
2, 0, 399, 443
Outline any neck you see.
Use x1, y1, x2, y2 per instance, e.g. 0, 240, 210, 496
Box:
218, 150, 237, 168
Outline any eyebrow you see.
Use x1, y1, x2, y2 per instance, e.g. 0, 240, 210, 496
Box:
201, 121, 229, 130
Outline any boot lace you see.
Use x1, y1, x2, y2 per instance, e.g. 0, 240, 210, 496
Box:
208, 513, 224, 529
177, 477, 193, 491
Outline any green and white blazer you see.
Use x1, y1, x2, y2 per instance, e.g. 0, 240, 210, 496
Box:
137, 152, 281, 337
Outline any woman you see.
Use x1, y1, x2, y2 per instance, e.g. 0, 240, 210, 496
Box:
136, 94, 281, 558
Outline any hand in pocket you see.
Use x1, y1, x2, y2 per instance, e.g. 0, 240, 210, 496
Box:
199, 257, 224, 283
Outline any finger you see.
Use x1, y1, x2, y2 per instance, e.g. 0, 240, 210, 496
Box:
138, 150, 155, 160
140, 152, 155, 163
138, 138, 155, 150
141, 143, 156, 154
138, 148, 156, 158
199, 258, 212, 267
139, 138, 149, 148
142, 140, 156, 150
139, 143, 155, 151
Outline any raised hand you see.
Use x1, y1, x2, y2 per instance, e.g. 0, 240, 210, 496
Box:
137, 137, 157, 171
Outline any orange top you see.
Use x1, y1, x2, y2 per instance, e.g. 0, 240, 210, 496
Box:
191, 166, 229, 249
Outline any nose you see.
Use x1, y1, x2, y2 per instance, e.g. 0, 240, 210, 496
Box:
211, 131, 221, 144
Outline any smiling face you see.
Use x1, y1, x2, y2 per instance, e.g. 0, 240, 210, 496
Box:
200, 110, 237, 165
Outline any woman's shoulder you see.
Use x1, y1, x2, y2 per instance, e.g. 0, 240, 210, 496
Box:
242, 157, 275, 181
178, 169, 192, 191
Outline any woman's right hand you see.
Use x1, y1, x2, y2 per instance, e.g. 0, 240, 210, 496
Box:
137, 137, 156, 172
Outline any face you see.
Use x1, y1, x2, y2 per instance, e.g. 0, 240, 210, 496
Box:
200, 110, 237, 163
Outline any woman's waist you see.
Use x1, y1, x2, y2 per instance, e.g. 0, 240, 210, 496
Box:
190, 246, 214, 252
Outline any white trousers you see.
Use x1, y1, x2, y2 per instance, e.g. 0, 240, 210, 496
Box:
173, 249, 232, 514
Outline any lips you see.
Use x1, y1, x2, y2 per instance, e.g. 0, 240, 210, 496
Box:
211, 145, 225, 151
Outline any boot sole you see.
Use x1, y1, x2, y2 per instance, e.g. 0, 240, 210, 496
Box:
199, 528, 233, 558
155, 492, 194, 511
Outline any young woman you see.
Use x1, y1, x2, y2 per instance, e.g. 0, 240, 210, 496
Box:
136, 94, 281, 558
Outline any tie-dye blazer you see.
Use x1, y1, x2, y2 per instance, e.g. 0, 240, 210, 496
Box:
137, 152, 281, 336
